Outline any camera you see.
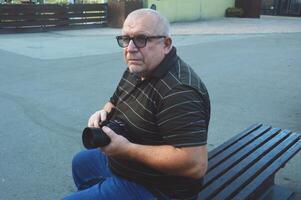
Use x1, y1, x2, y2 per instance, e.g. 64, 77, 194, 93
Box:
82, 119, 127, 149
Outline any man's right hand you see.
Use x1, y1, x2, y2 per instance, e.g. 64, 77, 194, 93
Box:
88, 110, 108, 128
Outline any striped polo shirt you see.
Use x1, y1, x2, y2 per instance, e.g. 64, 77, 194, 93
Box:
108, 47, 210, 199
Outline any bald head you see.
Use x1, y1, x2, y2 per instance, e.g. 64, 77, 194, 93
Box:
123, 8, 170, 36
120, 9, 173, 78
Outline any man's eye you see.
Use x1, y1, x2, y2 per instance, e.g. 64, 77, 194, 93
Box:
122, 37, 130, 42
135, 36, 146, 42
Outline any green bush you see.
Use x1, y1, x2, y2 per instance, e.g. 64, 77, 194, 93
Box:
225, 7, 244, 17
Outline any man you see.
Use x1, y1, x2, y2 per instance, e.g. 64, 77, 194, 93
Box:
62, 8, 210, 200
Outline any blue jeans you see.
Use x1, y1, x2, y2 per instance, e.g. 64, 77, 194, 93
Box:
61, 149, 158, 200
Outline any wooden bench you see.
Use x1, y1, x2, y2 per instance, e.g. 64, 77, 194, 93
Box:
0, 4, 108, 33
198, 123, 301, 200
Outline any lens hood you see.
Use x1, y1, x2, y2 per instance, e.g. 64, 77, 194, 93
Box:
82, 127, 111, 149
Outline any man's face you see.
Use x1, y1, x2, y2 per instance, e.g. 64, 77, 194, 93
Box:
122, 16, 170, 78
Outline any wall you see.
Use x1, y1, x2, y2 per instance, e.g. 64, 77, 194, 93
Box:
146, 0, 201, 22
200, 0, 235, 19
145, 0, 235, 22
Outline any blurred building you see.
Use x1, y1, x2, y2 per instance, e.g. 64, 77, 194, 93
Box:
0, 0, 236, 22
144, 0, 235, 22
107, 0, 236, 27
261, 0, 301, 16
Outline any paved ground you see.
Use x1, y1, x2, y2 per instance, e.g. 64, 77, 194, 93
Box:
0, 15, 301, 200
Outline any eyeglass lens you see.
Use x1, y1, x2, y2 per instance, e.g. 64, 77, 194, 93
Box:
116, 35, 166, 48
117, 36, 147, 48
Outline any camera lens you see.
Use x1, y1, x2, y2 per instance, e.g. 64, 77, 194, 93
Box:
82, 127, 111, 149
82, 119, 127, 149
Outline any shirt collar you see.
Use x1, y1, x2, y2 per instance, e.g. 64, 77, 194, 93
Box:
151, 46, 178, 79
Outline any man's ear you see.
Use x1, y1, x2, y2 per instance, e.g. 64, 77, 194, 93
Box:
164, 37, 172, 52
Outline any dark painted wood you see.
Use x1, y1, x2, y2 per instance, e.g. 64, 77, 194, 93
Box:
198, 124, 301, 200
0, 3, 108, 32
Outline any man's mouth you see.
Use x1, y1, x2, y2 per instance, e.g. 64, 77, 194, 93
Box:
128, 59, 142, 64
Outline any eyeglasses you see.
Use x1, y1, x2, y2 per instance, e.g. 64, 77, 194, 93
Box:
116, 35, 166, 48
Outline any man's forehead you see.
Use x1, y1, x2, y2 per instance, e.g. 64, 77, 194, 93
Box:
122, 18, 156, 35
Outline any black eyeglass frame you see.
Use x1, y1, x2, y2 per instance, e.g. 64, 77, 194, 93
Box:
116, 35, 167, 48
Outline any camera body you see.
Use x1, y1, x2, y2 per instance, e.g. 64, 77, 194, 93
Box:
82, 119, 126, 149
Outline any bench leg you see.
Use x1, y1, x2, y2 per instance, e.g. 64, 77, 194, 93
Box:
260, 185, 294, 200
256, 175, 294, 200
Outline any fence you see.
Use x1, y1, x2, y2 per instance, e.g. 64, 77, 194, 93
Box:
0, 3, 108, 32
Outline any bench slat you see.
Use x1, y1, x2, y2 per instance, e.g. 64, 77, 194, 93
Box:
198, 129, 291, 199
208, 123, 263, 159
233, 135, 301, 200
203, 128, 281, 187
212, 132, 300, 200
208, 124, 272, 171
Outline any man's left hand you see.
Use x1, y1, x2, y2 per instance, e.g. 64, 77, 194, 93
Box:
100, 126, 131, 157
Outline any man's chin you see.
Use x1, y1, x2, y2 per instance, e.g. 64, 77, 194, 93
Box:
128, 65, 143, 75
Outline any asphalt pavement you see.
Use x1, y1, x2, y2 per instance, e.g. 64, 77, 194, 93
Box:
0, 15, 301, 200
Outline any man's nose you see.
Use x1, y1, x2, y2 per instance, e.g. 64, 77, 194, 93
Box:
127, 40, 138, 51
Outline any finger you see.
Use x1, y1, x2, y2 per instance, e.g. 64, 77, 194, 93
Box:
93, 113, 101, 128
102, 126, 116, 138
88, 115, 94, 127
100, 110, 108, 122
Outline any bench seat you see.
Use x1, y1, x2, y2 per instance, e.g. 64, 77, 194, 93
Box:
198, 124, 301, 200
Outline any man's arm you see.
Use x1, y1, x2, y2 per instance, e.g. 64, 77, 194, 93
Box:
101, 126, 208, 179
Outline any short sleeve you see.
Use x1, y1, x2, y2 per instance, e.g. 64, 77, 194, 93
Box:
156, 85, 210, 147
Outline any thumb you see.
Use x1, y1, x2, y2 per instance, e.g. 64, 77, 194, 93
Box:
102, 126, 116, 138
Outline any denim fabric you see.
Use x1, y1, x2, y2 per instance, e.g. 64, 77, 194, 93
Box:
61, 149, 157, 200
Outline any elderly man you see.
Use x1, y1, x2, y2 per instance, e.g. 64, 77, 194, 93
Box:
62, 8, 210, 200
